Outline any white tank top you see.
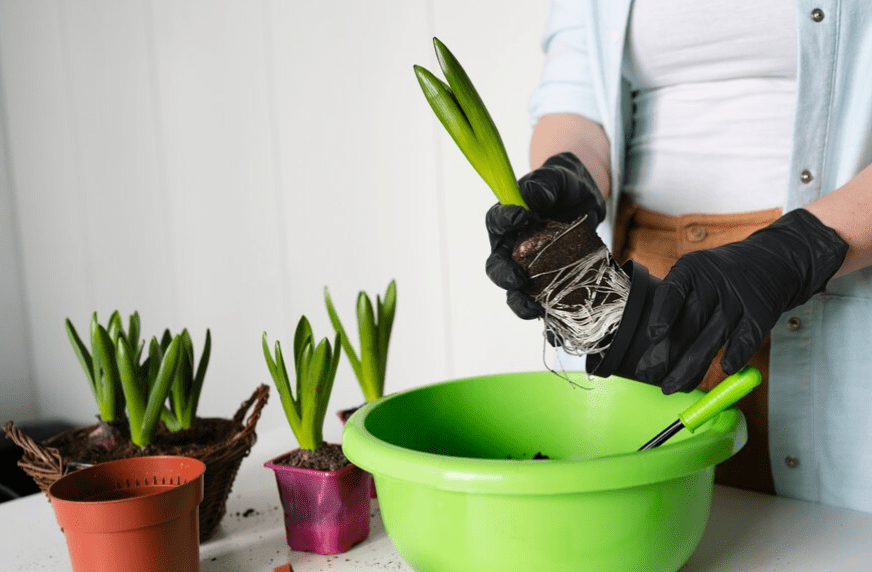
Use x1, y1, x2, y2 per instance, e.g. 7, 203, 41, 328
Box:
622, 0, 797, 215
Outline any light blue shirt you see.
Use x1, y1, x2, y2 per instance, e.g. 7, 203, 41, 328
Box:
530, 0, 872, 513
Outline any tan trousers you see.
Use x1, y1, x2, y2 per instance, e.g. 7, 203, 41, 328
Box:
614, 197, 781, 495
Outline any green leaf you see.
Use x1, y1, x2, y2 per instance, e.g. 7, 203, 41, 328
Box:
414, 38, 525, 208
89, 313, 102, 401
116, 335, 144, 445
310, 338, 339, 449
413, 65, 495, 188
327, 332, 342, 395
160, 407, 182, 432
188, 328, 210, 424
128, 312, 141, 362
376, 280, 397, 396
432, 37, 523, 207
139, 335, 181, 447
160, 329, 173, 352
302, 338, 331, 449
293, 316, 314, 384
263, 332, 303, 446
65, 318, 95, 395
357, 292, 380, 402
324, 287, 362, 380
262, 331, 278, 380
170, 335, 191, 426
92, 324, 119, 423
147, 337, 163, 393
107, 311, 123, 345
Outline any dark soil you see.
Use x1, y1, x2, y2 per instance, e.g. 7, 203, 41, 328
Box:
512, 218, 625, 309
273, 443, 351, 472
45, 418, 239, 466
505, 452, 552, 460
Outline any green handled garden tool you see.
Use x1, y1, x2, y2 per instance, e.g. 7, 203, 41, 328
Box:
639, 366, 762, 450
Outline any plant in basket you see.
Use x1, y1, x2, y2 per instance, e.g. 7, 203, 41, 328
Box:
2, 310, 270, 542
324, 279, 396, 422
262, 316, 372, 555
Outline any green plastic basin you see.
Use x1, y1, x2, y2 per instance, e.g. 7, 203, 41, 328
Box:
342, 371, 747, 572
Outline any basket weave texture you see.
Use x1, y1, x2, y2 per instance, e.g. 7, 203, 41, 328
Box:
3, 384, 269, 542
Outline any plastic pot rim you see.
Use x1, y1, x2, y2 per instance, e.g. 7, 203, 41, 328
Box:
48, 455, 205, 533
342, 372, 747, 495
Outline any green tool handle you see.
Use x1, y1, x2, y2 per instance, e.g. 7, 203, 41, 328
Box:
678, 366, 762, 432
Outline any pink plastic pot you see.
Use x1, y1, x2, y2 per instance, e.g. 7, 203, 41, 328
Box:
264, 450, 372, 554
338, 406, 378, 499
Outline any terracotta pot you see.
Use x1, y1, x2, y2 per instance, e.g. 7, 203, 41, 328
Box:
586, 260, 662, 383
48, 456, 205, 572
264, 450, 372, 554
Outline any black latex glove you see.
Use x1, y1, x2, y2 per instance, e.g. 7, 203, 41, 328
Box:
485, 152, 606, 319
636, 208, 848, 394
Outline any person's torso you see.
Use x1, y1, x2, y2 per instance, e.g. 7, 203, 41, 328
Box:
621, 0, 797, 215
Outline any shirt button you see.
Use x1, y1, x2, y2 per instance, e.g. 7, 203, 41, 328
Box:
800, 169, 814, 184
811, 8, 825, 22
786, 316, 802, 331
785, 456, 800, 468
686, 225, 706, 242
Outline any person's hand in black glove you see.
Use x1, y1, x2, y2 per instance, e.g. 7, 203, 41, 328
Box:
485, 152, 606, 319
636, 208, 849, 394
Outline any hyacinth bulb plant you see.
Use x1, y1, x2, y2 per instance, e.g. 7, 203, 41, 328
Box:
262, 317, 341, 452
65, 311, 183, 448
414, 38, 631, 360
263, 317, 373, 554
325, 280, 396, 408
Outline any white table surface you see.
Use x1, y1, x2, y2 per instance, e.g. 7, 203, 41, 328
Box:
2, 426, 871, 572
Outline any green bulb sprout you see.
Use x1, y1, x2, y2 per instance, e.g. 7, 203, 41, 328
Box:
162, 328, 212, 431
324, 280, 396, 403
414, 37, 527, 208
263, 317, 341, 451
65, 311, 141, 424
66, 311, 184, 447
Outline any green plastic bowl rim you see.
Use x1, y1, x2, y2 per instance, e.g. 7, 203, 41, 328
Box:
342, 372, 747, 495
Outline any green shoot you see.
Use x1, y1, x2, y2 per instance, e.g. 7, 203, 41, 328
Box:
263, 317, 341, 451
163, 328, 212, 430
414, 37, 526, 208
116, 333, 182, 447
65, 311, 142, 423
324, 280, 396, 403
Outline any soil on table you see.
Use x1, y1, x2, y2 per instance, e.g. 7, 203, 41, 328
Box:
512, 218, 625, 309
46, 418, 239, 465
273, 443, 351, 472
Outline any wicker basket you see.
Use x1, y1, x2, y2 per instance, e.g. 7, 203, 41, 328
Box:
3, 384, 269, 542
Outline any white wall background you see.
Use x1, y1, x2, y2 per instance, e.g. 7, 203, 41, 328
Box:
0, 0, 551, 444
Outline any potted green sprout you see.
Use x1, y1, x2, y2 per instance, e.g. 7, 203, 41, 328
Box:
262, 317, 372, 555
3, 311, 269, 542
162, 328, 212, 431
414, 38, 635, 365
325, 280, 396, 420
63, 311, 181, 448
